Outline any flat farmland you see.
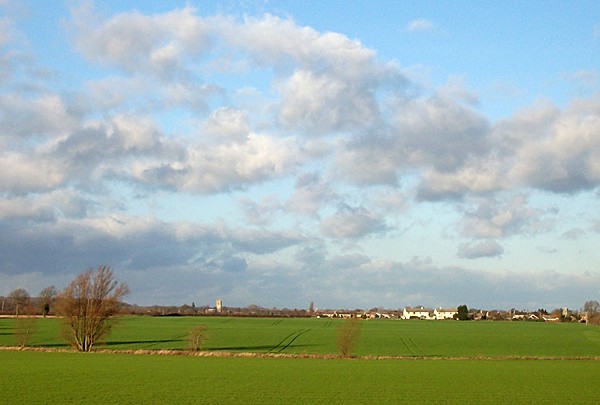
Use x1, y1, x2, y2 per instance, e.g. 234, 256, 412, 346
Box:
1, 317, 599, 403
1, 316, 599, 358
1, 350, 599, 404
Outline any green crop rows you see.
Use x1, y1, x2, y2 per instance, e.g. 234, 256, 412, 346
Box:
2, 316, 599, 357
1, 351, 599, 404
1, 317, 599, 403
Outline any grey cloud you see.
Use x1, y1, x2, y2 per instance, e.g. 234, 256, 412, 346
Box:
197, 252, 248, 274
222, 256, 248, 273
237, 196, 282, 226
561, 228, 585, 240
1, 222, 597, 310
0, 189, 90, 221
288, 255, 599, 310
320, 204, 387, 239
287, 172, 336, 217
334, 88, 492, 191
459, 195, 550, 239
294, 244, 327, 266
394, 95, 491, 172
457, 240, 504, 259
0, 215, 303, 280
335, 133, 400, 186
230, 228, 303, 255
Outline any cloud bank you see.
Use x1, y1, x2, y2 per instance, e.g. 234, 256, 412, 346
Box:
0, 3, 599, 310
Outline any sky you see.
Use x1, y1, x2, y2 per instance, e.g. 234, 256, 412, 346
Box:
1, 1, 599, 311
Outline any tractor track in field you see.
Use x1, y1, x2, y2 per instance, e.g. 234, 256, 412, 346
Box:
269, 329, 310, 353
407, 337, 423, 356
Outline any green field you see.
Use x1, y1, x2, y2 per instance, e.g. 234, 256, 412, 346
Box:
1, 350, 599, 404
1, 317, 599, 403
1, 316, 599, 358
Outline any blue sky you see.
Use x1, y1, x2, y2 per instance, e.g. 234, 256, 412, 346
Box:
1, 1, 599, 311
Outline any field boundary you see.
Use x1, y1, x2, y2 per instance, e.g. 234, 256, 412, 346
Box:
2, 346, 599, 361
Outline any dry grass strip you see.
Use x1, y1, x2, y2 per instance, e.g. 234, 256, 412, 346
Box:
1, 346, 599, 361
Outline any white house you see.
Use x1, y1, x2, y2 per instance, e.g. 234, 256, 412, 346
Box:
434, 308, 458, 320
402, 307, 434, 320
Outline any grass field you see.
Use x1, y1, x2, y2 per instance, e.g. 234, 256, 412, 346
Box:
1, 350, 599, 404
1, 316, 599, 358
1, 317, 599, 403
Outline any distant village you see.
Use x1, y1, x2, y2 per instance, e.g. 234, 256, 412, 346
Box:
118, 300, 591, 323
0, 294, 593, 323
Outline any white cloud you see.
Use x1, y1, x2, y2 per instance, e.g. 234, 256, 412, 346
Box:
131, 132, 304, 193
278, 69, 378, 133
405, 19, 435, 32
0, 93, 78, 139
0, 153, 66, 193
202, 107, 251, 142
457, 240, 504, 259
563, 69, 599, 92
71, 4, 211, 78
508, 96, 600, 192
222, 14, 376, 74
1, 4, 599, 310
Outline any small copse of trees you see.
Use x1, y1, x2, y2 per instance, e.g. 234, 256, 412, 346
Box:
584, 300, 600, 325
456, 304, 469, 321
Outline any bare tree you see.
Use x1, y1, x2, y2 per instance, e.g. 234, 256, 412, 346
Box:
9, 288, 30, 318
336, 317, 362, 357
57, 265, 129, 352
15, 316, 38, 348
187, 324, 208, 352
584, 300, 600, 325
583, 300, 599, 314
39, 285, 58, 317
